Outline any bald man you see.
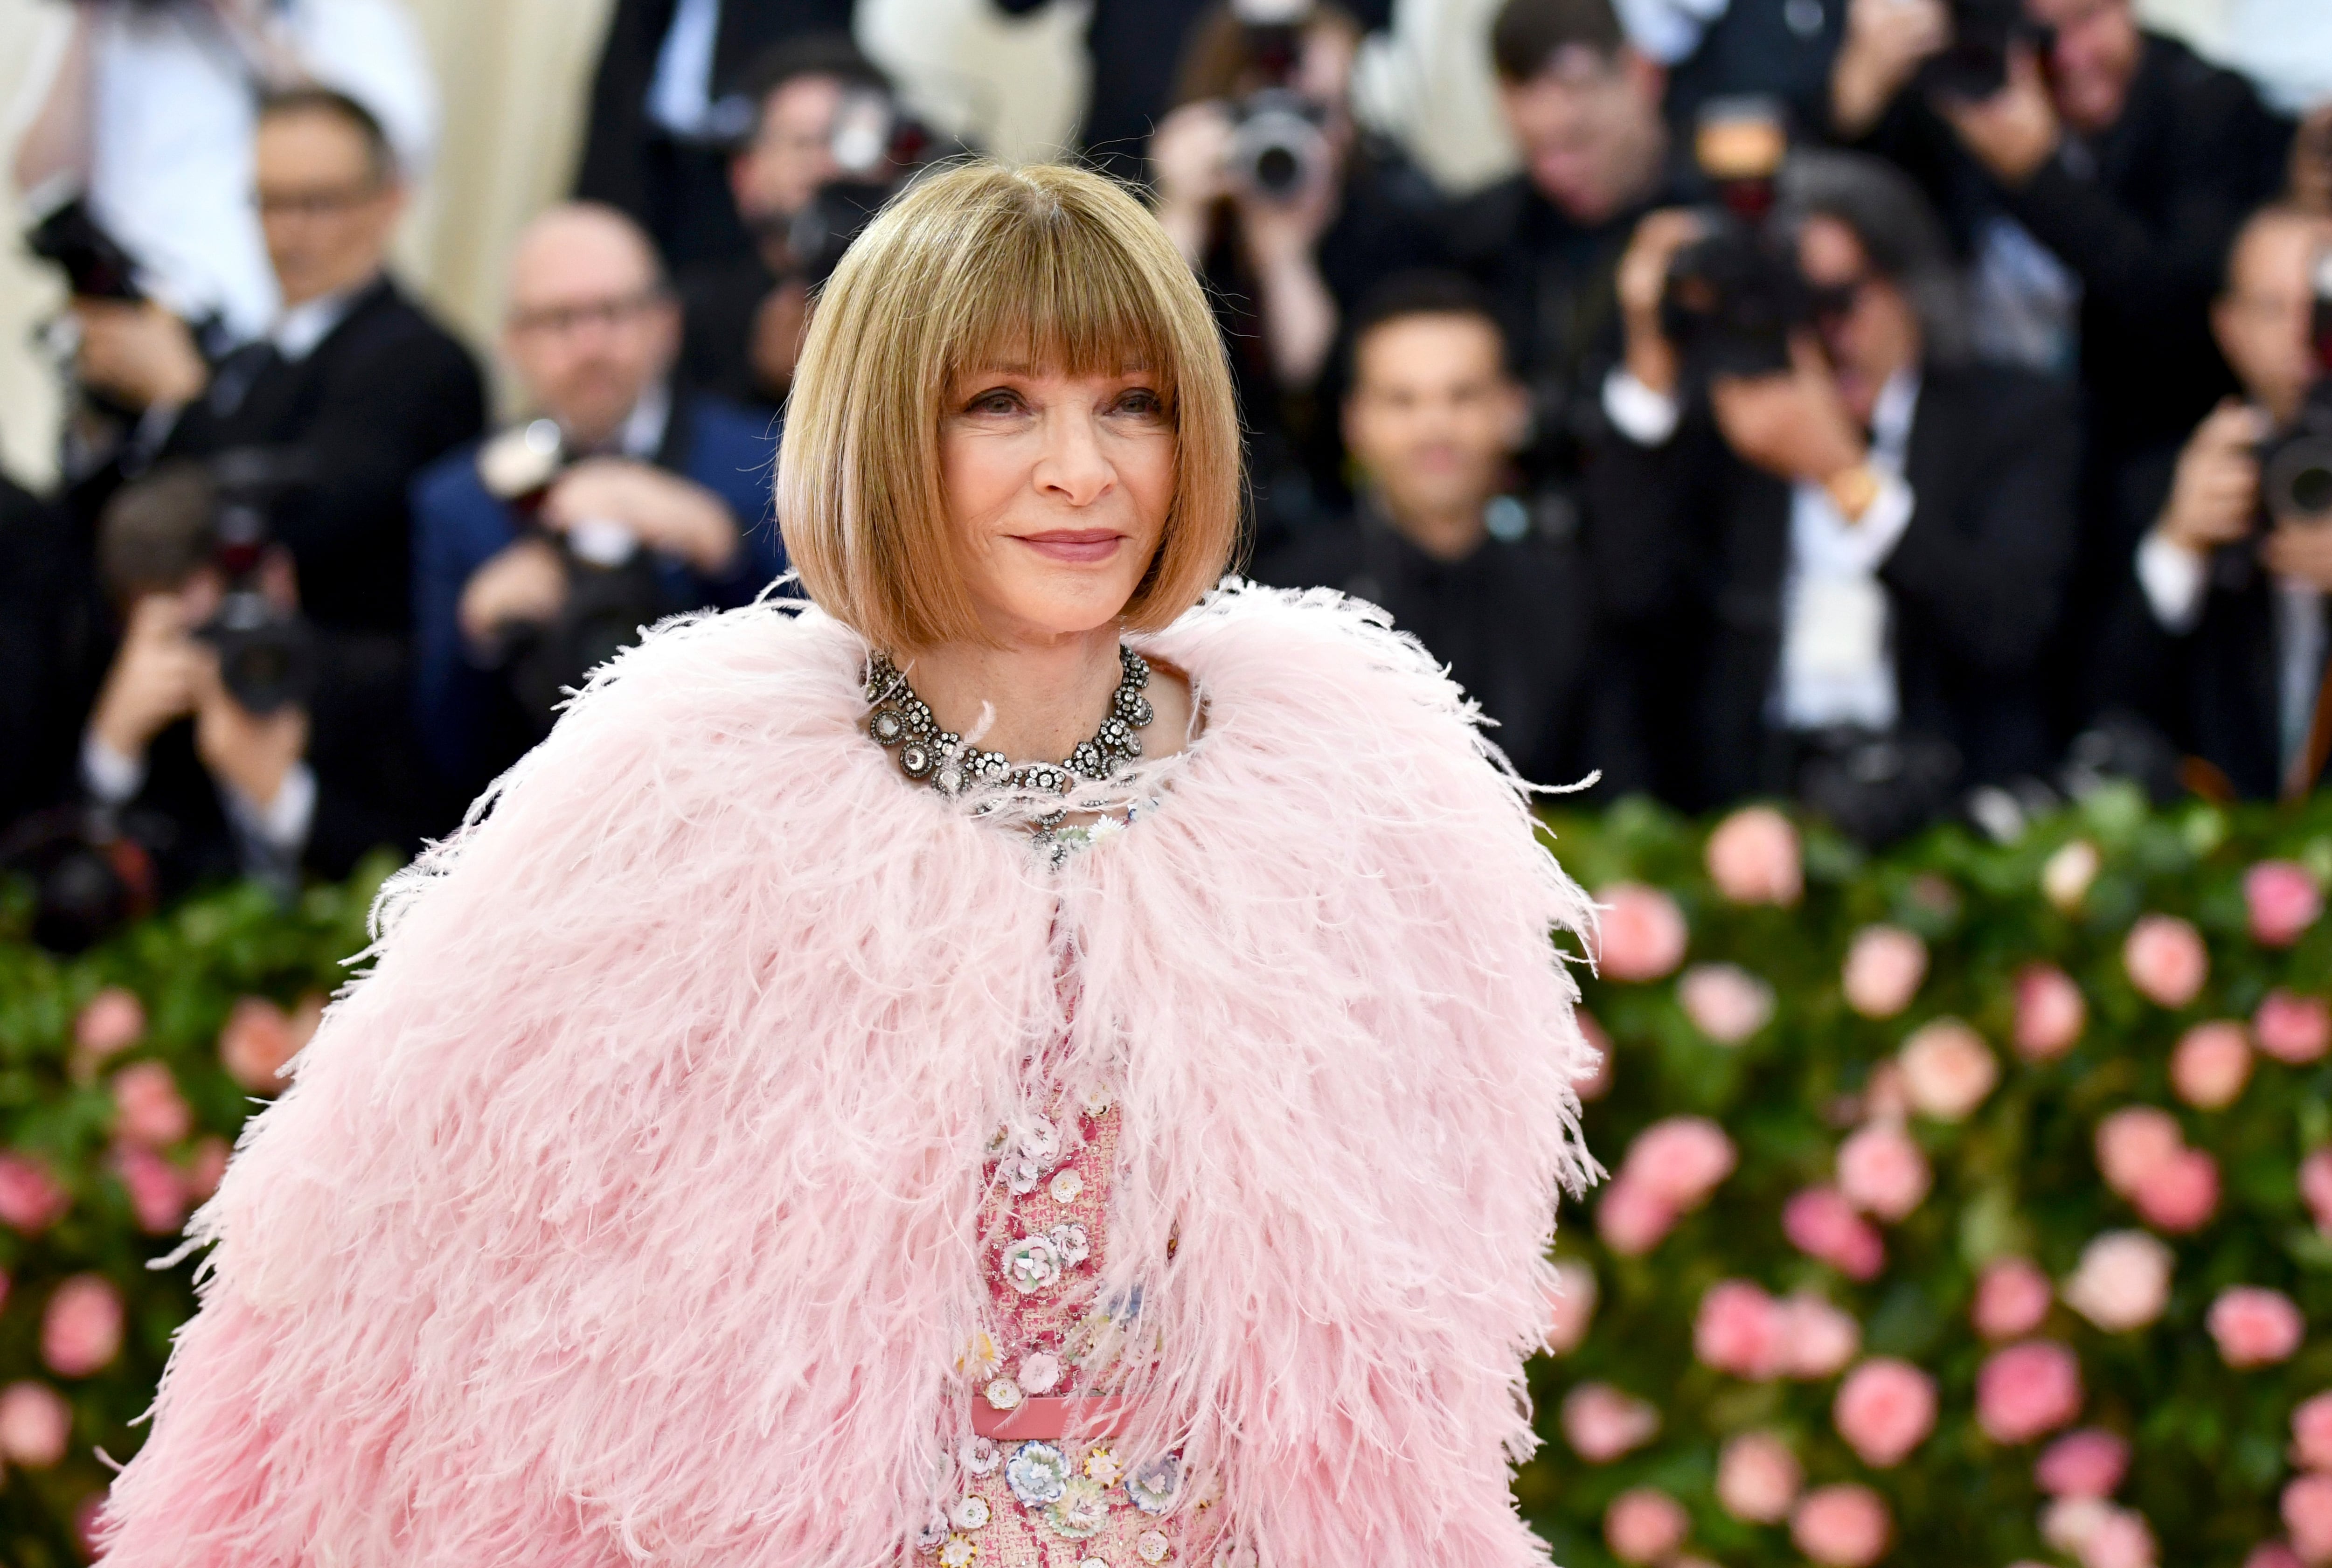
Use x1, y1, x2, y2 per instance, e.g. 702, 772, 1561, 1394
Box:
410, 201, 789, 797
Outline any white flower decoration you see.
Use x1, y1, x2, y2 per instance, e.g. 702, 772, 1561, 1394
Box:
1045, 1476, 1110, 1539
959, 1331, 1001, 1381
1084, 1446, 1124, 1485
962, 1436, 1001, 1475
1125, 1454, 1182, 1515
1019, 1352, 1062, 1394
1080, 1083, 1114, 1116
1138, 1529, 1173, 1564
1003, 1235, 1062, 1294
950, 1496, 991, 1531
1005, 1441, 1071, 1506
1050, 1167, 1085, 1205
983, 1377, 1023, 1411
1005, 1158, 1044, 1195
937, 1535, 978, 1568
914, 1515, 950, 1550
1049, 1222, 1091, 1268
1018, 1117, 1062, 1164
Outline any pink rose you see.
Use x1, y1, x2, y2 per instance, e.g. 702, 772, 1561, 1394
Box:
1783, 1186, 1885, 1281
2248, 1547, 2307, 1568
1716, 1430, 1802, 1523
1838, 1120, 1931, 1221
2133, 1147, 2219, 1234
2287, 1473, 2332, 1564
1778, 1290, 1864, 1380
73, 987, 145, 1061
1706, 805, 1802, 906
0, 1154, 69, 1234
1977, 1340, 2083, 1443
1898, 1018, 1999, 1120
111, 1060, 192, 1147
42, 1275, 124, 1378
187, 1135, 230, 1202
2043, 839, 2102, 911
2212, 1287, 2306, 1368
2259, 992, 2332, 1066
1622, 1116, 1737, 1211
1679, 963, 1775, 1045
1973, 1257, 2054, 1339
0, 1381, 71, 1468
1842, 925, 1928, 1019
2249, 861, 2326, 948
1597, 884, 1688, 983
219, 997, 300, 1094
2294, 1390, 2332, 1471
2062, 1230, 2175, 1332
1561, 1382, 1659, 1463
1791, 1483, 1892, 1568
2172, 1021, 2254, 1110
2015, 963, 2089, 1060
1596, 1173, 1676, 1256
2078, 1505, 2161, 1568
2095, 1107, 2185, 1198
1605, 1486, 1690, 1565
1696, 1279, 1785, 1380
1574, 1008, 1614, 1101
2037, 1428, 2131, 1498
1543, 1258, 1598, 1354
1833, 1357, 1937, 1467
2124, 914, 2209, 1008
114, 1144, 187, 1236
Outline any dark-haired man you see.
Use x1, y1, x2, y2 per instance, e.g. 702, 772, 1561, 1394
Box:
65, 87, 486, 637
1256, 273, 1598, 786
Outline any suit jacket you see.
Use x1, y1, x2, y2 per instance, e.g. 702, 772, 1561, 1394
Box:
409, 388, 788, 797
1586, 362, 2081, 811
0, 479, 108, 834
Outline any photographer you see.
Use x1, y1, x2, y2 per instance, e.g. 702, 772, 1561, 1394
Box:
58, 87, 485, 636
411, 204, 788, 798
13, 0, 436, 346
2115, 206, 2332, 799
1256, 272, 1597, 785
1443, 0, 1687, 532
1588, 151, 2078, 833
678, 35, 902, 412
1149, 0, 1443, 551
73, 462, 441, 898
1828, 0, 2290, 465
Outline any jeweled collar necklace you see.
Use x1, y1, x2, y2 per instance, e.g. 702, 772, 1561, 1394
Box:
864, 644, 1155, 800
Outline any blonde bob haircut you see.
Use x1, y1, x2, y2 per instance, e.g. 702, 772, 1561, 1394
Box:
777, 160, 1243, 652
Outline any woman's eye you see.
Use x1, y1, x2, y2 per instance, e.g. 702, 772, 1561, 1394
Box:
1114, 389, 1165, 417
967, 389, 1023, 415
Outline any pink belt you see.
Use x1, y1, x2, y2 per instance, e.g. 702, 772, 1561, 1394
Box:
971, 1396, 1135, 1441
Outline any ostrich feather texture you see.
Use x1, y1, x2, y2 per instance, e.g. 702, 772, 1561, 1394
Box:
94, 581, 1601, 1568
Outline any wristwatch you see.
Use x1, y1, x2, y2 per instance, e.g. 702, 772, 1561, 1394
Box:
1825, 462, 1884, 523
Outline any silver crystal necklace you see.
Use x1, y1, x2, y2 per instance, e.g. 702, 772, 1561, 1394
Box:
864, 645, 1155, 813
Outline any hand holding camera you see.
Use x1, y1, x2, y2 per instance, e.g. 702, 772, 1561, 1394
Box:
541, 458, 740, 576
1709, 333, 1871, 488
71, 298, 209, 410
191, 652, 310, 814
1832, 0, 1951, 138
2158, 398, 2269, 555
1616, 208, 1709, 397
1935, 42, 2059, 185
89, 594, 208, 767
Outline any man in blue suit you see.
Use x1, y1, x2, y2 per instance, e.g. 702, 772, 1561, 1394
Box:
411, 202, 788, 799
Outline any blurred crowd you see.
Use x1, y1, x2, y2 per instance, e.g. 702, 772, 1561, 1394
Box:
2, 0, 2331, 949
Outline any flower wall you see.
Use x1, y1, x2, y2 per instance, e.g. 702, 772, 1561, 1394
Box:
0, 792, 2328, 1565
1518, 789, 2332, 1568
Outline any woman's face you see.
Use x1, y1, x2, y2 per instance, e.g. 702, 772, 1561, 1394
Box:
937, 365, 1177, 646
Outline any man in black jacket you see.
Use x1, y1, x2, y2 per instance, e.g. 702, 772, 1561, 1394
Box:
1587, 151, 2079, 832
2110, 206, 2332, 800
65, 87, 486, 638
1256, 273, 1597, 787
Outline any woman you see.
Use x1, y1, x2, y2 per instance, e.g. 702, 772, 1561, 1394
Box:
95, 163, 1597, 1568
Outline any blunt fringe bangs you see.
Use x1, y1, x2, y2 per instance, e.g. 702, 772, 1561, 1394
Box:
778, 160, 1244, 653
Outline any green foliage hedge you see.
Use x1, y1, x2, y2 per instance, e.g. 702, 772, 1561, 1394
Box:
1, 793, 2329, 1566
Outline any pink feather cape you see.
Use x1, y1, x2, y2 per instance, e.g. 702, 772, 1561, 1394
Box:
94, 582, 1600, 1568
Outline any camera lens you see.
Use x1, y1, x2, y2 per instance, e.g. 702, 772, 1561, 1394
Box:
2266, 435, 2332, 523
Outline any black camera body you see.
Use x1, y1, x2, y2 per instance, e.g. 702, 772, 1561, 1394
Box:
2260, 248, 2332, 528
198, 449, 322, 715
1221, 16, 1329, 203
780, 86, 933, 287
1920, 0, 2031, 100
1660, 99, 1809, 381
25, 190, 143, 302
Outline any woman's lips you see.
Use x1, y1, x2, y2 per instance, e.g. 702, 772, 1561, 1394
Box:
1014, 530, 1125, 564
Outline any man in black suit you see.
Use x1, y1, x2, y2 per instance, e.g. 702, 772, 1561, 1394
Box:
1587, 150, 2079, 833
2112, 205, 2332, 800
1256, 273, 1597, 788
576, 0, 856, 270
65, 86, 486, 638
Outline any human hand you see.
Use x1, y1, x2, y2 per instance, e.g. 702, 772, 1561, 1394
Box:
72, 299, 208, 409
1709, 333, 1868, 486
89, 594, 205, 764
1832, 0, 1950, 139
458, 536, 567, 650
192, 651, 309, 811
2263, 520, 2332, 590
542, 458, 740, 575
2155, 399, 2267, 556
1615, 208, 1706, 397
1936, 45, 2060, 187
1234, 156, 1342, 274
1149, 102, 1236, 262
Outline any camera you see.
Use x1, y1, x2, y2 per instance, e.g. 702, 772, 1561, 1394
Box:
1920, 0, 2030, 100
1659, 98, 1811, 380
1219, 4, 1331, 204
199, 449, 322, 715
782, 86, 934, 287
2261, 246, 2332, 527
475, 420, 680, 722
24, 185, 143, 302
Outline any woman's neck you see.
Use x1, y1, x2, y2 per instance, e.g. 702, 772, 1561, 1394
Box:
898, 625, 1130, 765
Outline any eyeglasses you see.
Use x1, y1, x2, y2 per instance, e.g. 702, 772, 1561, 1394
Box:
253, 182, 386, 220
506, 290, 668, 338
